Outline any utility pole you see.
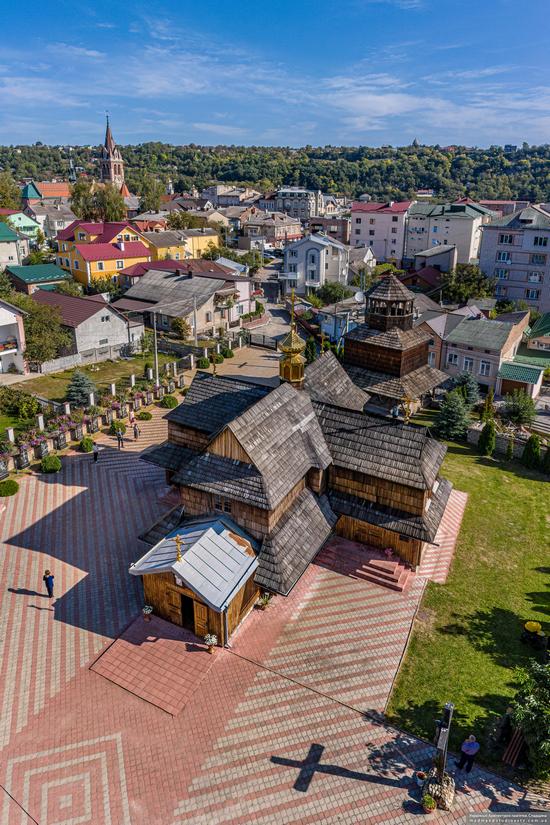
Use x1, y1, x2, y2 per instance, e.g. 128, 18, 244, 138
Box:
152, 311, 159, 387
193, 296, 198, 347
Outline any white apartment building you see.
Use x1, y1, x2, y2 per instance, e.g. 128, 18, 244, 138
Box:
262, 188, 325, 220
405, 202, 495, 264
478, 205, 550, 313
350, 201, 412, 265
280, 234, 349, 296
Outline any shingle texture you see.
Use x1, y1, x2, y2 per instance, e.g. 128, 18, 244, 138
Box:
497, 362, 544, 383
304, 352, 370, 410
166, 373, 270, 435
174, 453, 270, 509
141, 441, 196, 472
344, 324, 429, 350
255, 489, 337, 594
366, 273, 414, 302
228, 383, 332, 507
314, 402, 446, 489
329, 476, 451, 543
138, 505, 186, 545
344, 363, 448, 400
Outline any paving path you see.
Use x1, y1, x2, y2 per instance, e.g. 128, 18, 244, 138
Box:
0, 406, 547, 824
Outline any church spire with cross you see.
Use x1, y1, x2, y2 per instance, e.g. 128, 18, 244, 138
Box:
99, 113, 125, 190
279, 289, 306, 388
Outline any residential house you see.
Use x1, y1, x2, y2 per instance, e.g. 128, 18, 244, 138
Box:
241, 212, 302, 249
173, 197, 214, 211
141, 231, 193, 261
415, 305, 481, 370
478, 204, 550, 313
350, 201, 413, 264
24, 201, 77, 239
215, 187, 262, 207
280, 234, 349, 296
525, 312, 550, 352
178, 228, 220, 258
6, 263, 70, 294
264, 188, 325, 220
348, 246, 377, 285
201, 185, 240, 207
308, 216, 351, 244
404, 202, 495, 264
0, 223, 29, 269
414, 245, 458, 273
477, 200, 530, 217
21, 180, 71, 207
0, 210, 41, 241
31, 290, 143, 370
0, 297, 26, 374
400, 266, 443, 294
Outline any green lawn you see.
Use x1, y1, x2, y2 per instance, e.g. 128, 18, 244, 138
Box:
386, 439, 549, 769
9, 354, 174, 403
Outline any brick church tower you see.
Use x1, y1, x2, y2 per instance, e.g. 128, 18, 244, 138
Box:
99, 115, 125, 190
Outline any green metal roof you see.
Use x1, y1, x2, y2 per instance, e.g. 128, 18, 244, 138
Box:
21, 182, 42, 200
497, 362, 545, 383
37, 283, 60, 291
0, 222, 19, 242
513, 344, 550, 368
6, 264, 69, 284
527, 312, 550, 340
445, 317, 513, 350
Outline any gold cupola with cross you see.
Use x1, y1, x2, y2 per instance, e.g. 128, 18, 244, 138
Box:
279, 289, 306, 388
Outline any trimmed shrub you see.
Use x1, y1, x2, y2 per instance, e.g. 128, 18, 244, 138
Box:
196, 357, 210, 369
220, 347, 234, 358
80, 436, 94, 453
137, 410, 152, 421
41, 455, 62, 473
478, 420, 496, 456
521, 434, 542, 469
505, 436, 514, 461
109, 420, 127, 435
542, 444, 550, 475
160, 395, 178, 409
0, 479, 19, 497
180, 387, 189, 396
212, 353, 224, 364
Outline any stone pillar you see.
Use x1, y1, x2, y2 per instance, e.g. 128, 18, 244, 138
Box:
203, 347, 208, 359
189, 353, 194, 370
37, 414, 45, 431
129, 374, 136, 388
216, 343, 221, 355
147, 368, 153, 381
88, 392, 95, 407
6, 427, 15, 443
238, 336, 242, 349
110, 382, 116, 397
63, 402, 71, 416
227, 339, 233, 350
172, 360, 177, 375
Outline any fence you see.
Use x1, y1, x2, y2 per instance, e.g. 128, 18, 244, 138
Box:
248, 333, 278, 350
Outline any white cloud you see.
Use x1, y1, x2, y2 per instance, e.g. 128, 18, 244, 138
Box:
51, 43, 105, 59
191, 122, 248, 137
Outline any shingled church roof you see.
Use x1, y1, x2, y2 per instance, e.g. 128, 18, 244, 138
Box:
313, 402, 446, 489
165, 372, 270, 436
304, 351, 370, 410
343, 363, 448, 400
255, 489, 337, 594
141, 441, 196, 472
174, 453, 270, 509
344, 324, 429, 350
366, 273, 415, 302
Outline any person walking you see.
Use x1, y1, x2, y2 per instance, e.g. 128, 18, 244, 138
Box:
43, 569, 54, 598
116, 430, 124, 449
455, 735, 480, 774
133, 422, 140, 441
93, 443, 99, 464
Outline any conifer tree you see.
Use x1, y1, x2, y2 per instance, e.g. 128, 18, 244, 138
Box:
435, 390, 470, 440
305, 337, 317, 365
452, 371, 480, 409
65, 371, 97, 408
478, 419, 496, 456
505, 435, 515, 461
521, 434, 541, 470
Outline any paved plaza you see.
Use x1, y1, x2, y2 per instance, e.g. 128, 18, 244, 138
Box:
0, 407, 547, 824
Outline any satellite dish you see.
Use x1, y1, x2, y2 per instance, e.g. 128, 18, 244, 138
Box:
354, 291, 365, 303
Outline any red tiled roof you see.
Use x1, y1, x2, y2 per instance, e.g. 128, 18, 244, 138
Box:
401, 266, 442, 289
32, 290, 111, 327
351, 200, 412, 214
94, 223, 142, 243
0, 208, 18, 215
56, 220, 81, 241
75, 242, 150, 262
120, 258, 233, 278
36, 182, 71, 198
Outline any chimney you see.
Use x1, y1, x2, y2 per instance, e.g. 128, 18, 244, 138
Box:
388, 201, 394, 208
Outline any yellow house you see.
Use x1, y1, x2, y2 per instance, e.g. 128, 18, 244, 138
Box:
141, 229, 219, 261
57, 241, 152, 286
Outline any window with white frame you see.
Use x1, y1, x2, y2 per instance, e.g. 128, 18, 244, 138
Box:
463, 357, 474, 372
528, 271, 543, 283
369, 218, 375, 224
525, 288, 540, 300
496, 251, 511, 262
534, 235, 548, 247
447, 352, 458, 366
116, 260, 124, 269
495, 268, 509, 280
428, 351, 435, 366
355, 218, 361, 224
479, 361, 490, 376
97, 261, 104, 271
73, 260, 79, 269
205, 311, 212, 322
499, 233, 513, 244
531, 253, 546, 265
495, 285, 506, 297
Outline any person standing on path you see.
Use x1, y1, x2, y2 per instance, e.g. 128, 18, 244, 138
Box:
455, 735, 480, 774
93, 443, 99, 463
43, 570, 54, 598
133, 423, 140, 441
116, 430, 124, 449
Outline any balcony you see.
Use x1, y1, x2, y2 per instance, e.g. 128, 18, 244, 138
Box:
0, 337, 18, 355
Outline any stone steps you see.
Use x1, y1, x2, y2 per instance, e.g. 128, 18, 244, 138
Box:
356, 559, 414, 593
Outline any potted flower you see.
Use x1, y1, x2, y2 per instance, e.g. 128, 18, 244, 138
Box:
142, 605, 153, 622
415, 770, 427, 787
256, 593, 271, 611
204, 633, 217, 654
422, 794, 436, 814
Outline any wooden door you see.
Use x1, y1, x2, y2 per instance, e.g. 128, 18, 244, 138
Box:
194, 602, 208, 638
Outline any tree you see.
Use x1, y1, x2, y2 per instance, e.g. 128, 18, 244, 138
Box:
521, 434, 542, 469
542, 444, 550, 476
305, 337, 317, 365
171, 316, 192, 340
502, 389, 536, 427
505, 434, 515, 461
0, 170, 21, 210
6, 293, 71, 366
510, 660, 550, 778
478, 420, 496, 456
54, 280, 83, 297
65, 371, 97, 407
138, 174, 165, 213
26, 249, 47, 265
481, 388, 495, 423
434, 390, 470, 440
0, 269, 13, 298
87, 276, 122, 298
70, 178, 96, 220
167, 211, 205, 230
94, 184, 126, 222
441, 264, 496, 304
316, 282, 353, 305
140, 331, 153, 354
452, 371, 480, 409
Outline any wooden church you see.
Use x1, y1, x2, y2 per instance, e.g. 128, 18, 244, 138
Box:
133, 280, 453, 643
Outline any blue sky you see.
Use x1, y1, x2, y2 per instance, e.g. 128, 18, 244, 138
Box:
1, 0, 548, 147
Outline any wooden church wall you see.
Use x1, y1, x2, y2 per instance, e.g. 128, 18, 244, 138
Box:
329, 466, 426, 515
168, 422, 210, 451
335, 516, 422, 568
208, 428, 253, 463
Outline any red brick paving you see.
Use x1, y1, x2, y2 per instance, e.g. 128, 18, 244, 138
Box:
91, 615, 217, 715
0, 411, 547, 823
